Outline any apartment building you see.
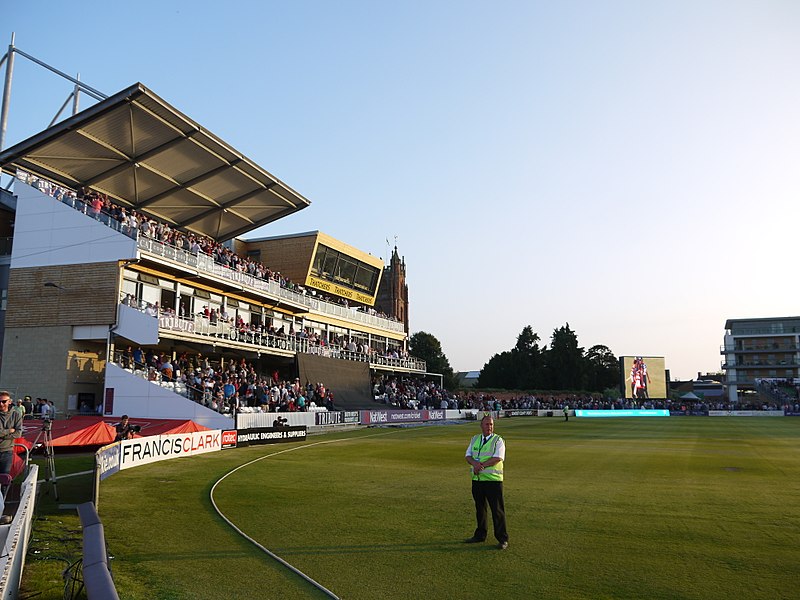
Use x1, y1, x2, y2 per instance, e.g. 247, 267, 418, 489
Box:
721, 316, 800, 403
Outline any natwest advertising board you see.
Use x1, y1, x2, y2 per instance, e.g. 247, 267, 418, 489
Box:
360, 410, 446, 424
97, 442, 121, 481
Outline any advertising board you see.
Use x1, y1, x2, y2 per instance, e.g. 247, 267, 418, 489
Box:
236, 426, 307, 446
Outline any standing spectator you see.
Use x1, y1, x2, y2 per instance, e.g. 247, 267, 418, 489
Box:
12, 399, 25, 420
160, 355, 174, 382
0, 391, 23, 480
40, 399, 52, 419
22, 395, 33, 416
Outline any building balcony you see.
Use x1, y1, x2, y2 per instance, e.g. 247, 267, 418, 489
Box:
721, 360, 800, 370
725, 324, 800, 336
722, 378, 757, 386
720, 343, 800, 354
136, 236, 405, 334
152, 312, 426, 373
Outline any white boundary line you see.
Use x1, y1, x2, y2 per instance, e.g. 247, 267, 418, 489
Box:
209, 433, 392, 599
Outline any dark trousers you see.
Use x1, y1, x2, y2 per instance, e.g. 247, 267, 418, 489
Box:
471, 480, 508, 543
0, 451, 12, 476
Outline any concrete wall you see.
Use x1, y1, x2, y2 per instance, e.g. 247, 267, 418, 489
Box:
5, 262, 119, 329
11, 182, 137, 269
0, 326, 105, 413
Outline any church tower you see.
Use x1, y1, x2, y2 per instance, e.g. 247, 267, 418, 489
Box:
375, 246, 409, 334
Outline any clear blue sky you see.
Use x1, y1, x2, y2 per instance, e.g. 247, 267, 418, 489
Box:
4, 1, 800, 380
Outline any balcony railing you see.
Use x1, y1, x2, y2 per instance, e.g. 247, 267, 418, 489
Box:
156, 313, 426, 372
720, 344, 800, 353
726, 326, 800, 336
722, 378, 757, 386
137, 237, 405, 334
721, 361, 800, 370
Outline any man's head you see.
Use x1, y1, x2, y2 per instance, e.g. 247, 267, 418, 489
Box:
0, 391, 11, 413
121, 415, 129, 424
481, 415, 494, 437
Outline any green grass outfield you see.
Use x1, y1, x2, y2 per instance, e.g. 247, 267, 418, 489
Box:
95, 417, 800, 600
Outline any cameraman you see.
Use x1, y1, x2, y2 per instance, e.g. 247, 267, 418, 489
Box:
114, 415, 135, 442
0, 391, 23, 478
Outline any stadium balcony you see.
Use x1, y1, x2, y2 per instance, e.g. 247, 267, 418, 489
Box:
117, 301, 426, 373
136, 235, 405, 334
15, 169, 405, 335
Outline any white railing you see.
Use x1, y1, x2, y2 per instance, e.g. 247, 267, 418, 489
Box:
136, 236, 405, 333
155, 311, 426, 371
0, 466, 38, 600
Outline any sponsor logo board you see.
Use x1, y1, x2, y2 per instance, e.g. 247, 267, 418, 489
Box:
221, 430, 238, 449
119, 430, 222, 470
97, 443, 120, 481
359, 410, 444, 424
505, 410, 535, 417
236, 426, 307, 446
315, 412, 344, 426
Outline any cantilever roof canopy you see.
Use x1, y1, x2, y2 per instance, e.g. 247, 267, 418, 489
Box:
0, 83, 310, 242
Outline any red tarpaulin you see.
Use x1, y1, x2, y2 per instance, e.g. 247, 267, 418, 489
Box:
22, 416, 211, 449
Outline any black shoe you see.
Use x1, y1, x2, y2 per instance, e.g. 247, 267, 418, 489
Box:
497, 541, 508, 550
464, 537, 485, 543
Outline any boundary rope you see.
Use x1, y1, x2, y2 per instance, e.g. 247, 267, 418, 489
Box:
209, 432, 392, 599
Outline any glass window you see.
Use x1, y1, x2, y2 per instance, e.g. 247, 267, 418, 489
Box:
311, 246, 327, 276
322, 251, 338, 278
354, 265, 378, 292
311, 244, 380, 297
335, 257, 357, 285
141, 284, 160, 306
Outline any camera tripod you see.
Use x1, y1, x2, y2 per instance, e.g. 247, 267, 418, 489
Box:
31, 419, 58, 500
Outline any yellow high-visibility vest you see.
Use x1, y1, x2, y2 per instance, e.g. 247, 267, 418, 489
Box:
469, 434, 504, 481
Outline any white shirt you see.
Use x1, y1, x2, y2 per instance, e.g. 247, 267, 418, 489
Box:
465, 434, 506, 461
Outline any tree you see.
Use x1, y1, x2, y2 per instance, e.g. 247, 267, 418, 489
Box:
477, 325, 545, 390
544, 323, 585, 390
512, 325, 545, 390
476, 350, 515, 389
409, 331, 457, 389
584, 344, 620, 392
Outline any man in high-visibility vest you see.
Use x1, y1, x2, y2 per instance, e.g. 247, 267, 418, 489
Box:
464, 414, 509, 549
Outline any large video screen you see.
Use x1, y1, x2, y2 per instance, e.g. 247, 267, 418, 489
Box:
619, 356, 667, 399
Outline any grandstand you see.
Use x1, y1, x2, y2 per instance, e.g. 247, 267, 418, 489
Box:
0, 82, 431, 425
